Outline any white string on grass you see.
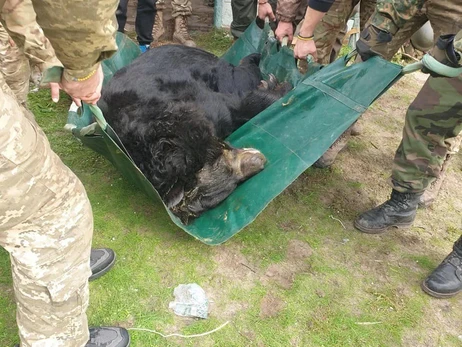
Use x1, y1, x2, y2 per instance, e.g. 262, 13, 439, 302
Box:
128, 320, 230, 338
329, 215, 346, 229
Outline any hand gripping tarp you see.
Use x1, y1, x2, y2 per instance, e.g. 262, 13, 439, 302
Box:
66, 22, 403, 245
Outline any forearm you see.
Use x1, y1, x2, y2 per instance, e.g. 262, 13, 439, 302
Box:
30, 0, 118, 81
298, 6, 327, 36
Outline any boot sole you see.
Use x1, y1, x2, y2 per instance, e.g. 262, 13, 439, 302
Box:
354, 220, 413, 234
420, 280, 462, 299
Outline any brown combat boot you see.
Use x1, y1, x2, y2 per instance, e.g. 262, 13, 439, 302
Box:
313, 127, 352, 168
418, 154, 452, 208
152, 10, 165, 41
173, 15, 196, 47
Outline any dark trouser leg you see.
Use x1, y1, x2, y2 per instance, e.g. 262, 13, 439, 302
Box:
116, 0, 129, 33
136, 0, 157, 46
230, 0, 257, 39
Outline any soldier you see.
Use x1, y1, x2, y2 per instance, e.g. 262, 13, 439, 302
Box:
152, 0, 196, 47
1, 0, 130, 345
354, 0, 462, 298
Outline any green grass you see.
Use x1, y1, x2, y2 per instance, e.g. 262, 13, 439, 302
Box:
1, 30, 462, 347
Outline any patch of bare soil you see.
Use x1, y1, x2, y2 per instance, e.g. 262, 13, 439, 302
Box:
259, 293, 285, 318
208, 239, 313, 321
262, 240, 313, 289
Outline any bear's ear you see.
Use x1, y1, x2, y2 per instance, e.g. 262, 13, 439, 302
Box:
164, 184, 185, 208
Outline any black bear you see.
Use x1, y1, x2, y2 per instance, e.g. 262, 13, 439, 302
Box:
99, 44, 291, 224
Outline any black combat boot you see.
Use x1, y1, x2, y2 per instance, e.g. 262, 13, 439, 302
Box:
421, 236, 462, 298
354, 189, 423, 234
89, 248, 116, 281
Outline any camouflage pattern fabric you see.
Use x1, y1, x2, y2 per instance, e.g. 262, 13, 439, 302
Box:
314, 0, 377, 64
0, 0, 60, 74
275, 0, 305, 23
0, 75, 93, 346
370, 0, 462, 36
156, 0, 193, 17
274, 0, 376, 64
1, 0, 118, 80
391, 75, 462, 192
368, 0, 462, 60
0, 22, 30, 104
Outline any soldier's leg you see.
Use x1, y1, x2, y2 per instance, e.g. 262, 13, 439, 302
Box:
152, 0, 166, 41
0, 79, 91, 346
419, 133, 462, 208
0, 23, 30, 105
136, 0, 156, 49
314, 0, 355, 65
171, 0, 196, 47
355, 76, 462, 234
391, 76, 462, 193
116, 0, 130, 33
230, 0, 257, 39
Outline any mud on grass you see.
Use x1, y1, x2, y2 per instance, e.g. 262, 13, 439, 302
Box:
1, 34, 462, 346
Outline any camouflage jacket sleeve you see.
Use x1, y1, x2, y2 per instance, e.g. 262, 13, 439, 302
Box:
1, 0, 62, 72
3, 0, 118, 81
369, 0, 426, 35
276, 0, 303, 22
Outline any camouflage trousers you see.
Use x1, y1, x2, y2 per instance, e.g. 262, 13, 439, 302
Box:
0, 22, 30, 104
314, 0, 377, 64
391, 75, 462, 193
0, 77, 92, 347
156, 0, 192, 17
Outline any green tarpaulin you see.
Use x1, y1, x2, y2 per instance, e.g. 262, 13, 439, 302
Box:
66, 22, 403, 245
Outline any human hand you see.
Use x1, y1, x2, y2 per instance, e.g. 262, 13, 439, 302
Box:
356, 24, 392, 61
421, 34, 462, 78
275, 21, 294, 43
52, 64, 104, 106
257, 2, 275, 21
294, 38, 317, 61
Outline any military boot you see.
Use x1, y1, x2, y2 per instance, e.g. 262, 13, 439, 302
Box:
354, 189, 423, 234
313, 127, 352, 168
418, 154, 452, 208
89, 248, 116, 281
152, 10, 165, 41
173, 15, 196, 47
421, 236, 462, 298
